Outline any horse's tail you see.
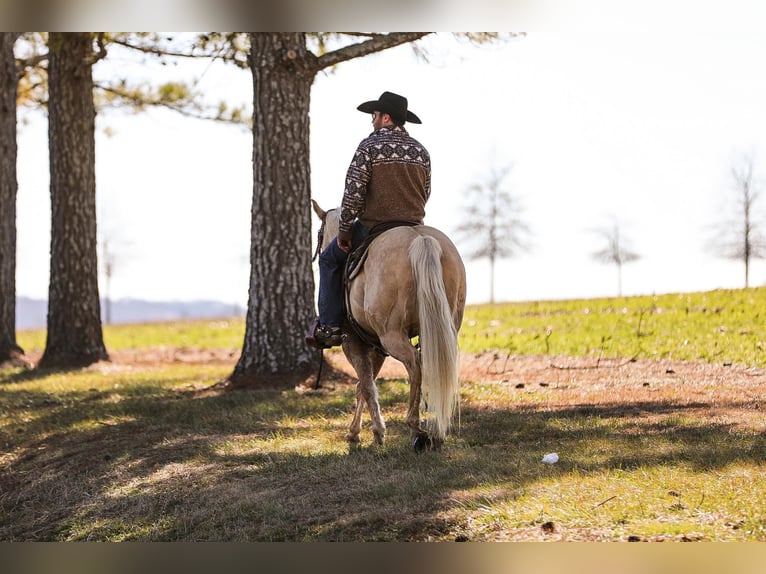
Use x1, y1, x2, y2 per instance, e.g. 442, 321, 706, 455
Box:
408, 234, 460, 440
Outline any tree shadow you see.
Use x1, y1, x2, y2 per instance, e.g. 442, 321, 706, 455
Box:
0, 364, 83, 384
1, 378, 763, 541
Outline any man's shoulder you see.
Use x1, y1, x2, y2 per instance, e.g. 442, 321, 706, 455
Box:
356, 131, 379, 149
359, 127, 429, 153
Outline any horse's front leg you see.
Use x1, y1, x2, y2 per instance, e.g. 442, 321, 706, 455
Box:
348, 380, 386, 445
344, 339, 386, 445
347, 384, 366, 444
362, 380, 386, 445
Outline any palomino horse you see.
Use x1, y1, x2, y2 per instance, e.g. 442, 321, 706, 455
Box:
312, 201, 467, 450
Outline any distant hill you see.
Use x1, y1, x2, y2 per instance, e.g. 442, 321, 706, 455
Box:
16, 297, 245, 330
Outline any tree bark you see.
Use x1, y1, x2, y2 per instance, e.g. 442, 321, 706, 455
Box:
0, 32, 23, 362
230, 33, 319, 386
39, 33, 108, 368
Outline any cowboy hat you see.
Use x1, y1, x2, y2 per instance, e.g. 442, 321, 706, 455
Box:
356, 91, 422, 124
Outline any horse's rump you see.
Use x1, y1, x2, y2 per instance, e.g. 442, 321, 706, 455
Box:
347, 225, 465, 338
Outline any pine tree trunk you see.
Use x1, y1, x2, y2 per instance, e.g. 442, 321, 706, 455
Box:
39, 33, 108, 368
230, 33, 320, 386
0, 32, 23, 362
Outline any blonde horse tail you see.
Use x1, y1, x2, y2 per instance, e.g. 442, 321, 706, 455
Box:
408, 234, 460, 440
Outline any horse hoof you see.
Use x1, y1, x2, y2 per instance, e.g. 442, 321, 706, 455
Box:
412, 432, 431, 452
347, 433, 361, 444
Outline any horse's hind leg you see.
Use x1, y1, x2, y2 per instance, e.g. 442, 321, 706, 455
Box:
344, 338, 387, 445
378, 333, 428, 448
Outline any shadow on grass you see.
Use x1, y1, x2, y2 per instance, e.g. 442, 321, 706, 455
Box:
1, 376, 764, 541
1, 365, 88, 384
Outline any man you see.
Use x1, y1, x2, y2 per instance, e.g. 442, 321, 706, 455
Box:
313, 91, 432, 348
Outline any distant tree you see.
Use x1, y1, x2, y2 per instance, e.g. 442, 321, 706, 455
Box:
454, 163, 530, 303
100, 236, 117, 325
38, 33, 108, 368
592, 221, 640, 297
97, 199, 136, 326
712, 151, 766, 287
0, 32, 23, 363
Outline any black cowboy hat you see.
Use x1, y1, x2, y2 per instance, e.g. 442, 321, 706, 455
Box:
357, 91, 422, 124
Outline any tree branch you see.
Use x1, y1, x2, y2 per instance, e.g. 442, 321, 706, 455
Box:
315, 32, 432, 70
94, 82, 251, 128
107, 37, 204, 59
87, 33, 108, 65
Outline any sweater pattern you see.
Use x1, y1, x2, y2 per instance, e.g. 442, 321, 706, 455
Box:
339, 125, 431, 234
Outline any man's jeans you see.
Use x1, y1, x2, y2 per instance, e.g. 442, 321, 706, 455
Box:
318, 221, 369, 328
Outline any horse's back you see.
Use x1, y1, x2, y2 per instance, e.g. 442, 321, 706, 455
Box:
349, 225, 466, 336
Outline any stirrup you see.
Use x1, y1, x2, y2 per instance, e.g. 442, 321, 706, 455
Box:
315, 325, 344, 348
305, 319, 344, 349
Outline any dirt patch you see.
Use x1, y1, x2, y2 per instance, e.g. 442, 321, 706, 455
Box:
14, 346, 761, 439
18, 345, 766, 387
319, 351, 765, 431
325, 348, 766, 388
12, 347, 765, 421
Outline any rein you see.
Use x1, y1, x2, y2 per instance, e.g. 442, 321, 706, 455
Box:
314, 349, 324, 390
310, 208, 334, 389
313, 208, 336, 262
313, 220, 325, 262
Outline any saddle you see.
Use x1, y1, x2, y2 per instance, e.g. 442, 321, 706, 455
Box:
344, 221, 419, 356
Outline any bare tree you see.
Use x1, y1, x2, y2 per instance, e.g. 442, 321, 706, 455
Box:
592, 221, 640, 297
96, 201, 134, 326
712, 151, 766, 287
454, 163, 530, 303
101, 238, 115, 325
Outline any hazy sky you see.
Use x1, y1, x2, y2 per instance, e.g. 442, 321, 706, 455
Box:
14, 2, 766, 307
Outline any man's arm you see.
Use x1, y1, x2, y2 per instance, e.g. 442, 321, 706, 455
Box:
338, 142, 372, 243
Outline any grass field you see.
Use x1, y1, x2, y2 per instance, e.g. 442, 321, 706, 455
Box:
1, 288, 765, 541
460, 288, 766, 366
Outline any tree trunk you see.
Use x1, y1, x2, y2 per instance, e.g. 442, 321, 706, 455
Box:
489, 255, 496, 304
230, 33, 319, 386
39, 33, 108, 368
617, 260, 623, 297
0, 32, 23, 363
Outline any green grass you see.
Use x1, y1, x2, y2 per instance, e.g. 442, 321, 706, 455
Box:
17, 317, 246, 354
3, 288, 766, 541
458, 288, 766, 366
17, 288, 766, 366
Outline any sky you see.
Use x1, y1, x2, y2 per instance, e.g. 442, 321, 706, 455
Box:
13, 2, 766, 310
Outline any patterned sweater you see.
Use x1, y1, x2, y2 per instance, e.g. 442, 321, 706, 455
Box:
338, 125, 431, 239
